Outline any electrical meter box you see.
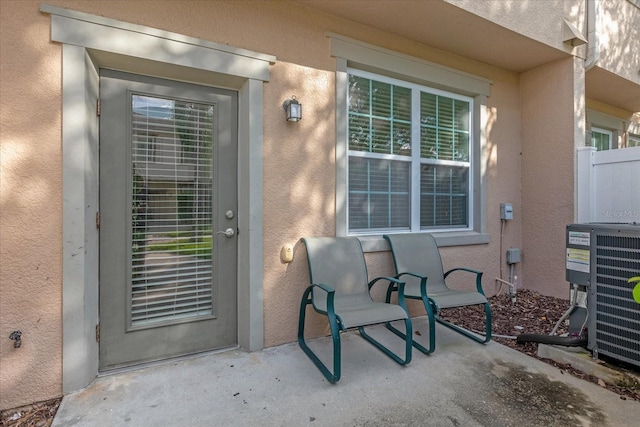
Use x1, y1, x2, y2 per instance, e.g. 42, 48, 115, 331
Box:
566, 224, 592, 286
500, 203, 513, 220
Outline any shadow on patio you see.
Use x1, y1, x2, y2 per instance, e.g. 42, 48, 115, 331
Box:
53, 318, 639, 427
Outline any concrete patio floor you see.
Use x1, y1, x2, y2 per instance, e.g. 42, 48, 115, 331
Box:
52, 317, 640, 427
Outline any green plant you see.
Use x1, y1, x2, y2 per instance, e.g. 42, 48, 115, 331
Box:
630, 276, 640, 304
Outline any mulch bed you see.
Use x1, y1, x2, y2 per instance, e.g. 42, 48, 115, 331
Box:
1, 398, 61, 427
3, 289, 639, 426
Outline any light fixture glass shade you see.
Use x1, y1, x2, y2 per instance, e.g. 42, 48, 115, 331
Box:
283, 98, 302, 122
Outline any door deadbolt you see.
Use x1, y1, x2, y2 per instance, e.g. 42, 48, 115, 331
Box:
216, 228, 235, 238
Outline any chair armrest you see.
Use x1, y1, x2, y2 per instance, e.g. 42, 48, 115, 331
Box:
443, 268, 485, 295
309, 283, 337, 317
369, 276, 409, 311
368, 275, 404, 291
396, 272, 428, 300
310, 282, 335, 295
396, 272, 427, 281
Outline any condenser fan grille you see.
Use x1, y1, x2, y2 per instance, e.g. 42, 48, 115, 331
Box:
593, 232, 640, 367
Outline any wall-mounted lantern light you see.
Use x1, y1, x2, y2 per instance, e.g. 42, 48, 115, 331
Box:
282, 96, 302, 122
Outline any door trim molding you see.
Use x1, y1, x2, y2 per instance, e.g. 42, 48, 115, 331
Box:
45, 4, 269, 394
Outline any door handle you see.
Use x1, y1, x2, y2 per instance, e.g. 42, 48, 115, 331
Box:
216, 228, 235, 238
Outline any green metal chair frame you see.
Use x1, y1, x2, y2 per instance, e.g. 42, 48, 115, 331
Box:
383, 233, 492, 354
298, 237, 412, 383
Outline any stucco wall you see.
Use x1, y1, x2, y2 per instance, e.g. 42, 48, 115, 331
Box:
449, 0, 640, 86
597, 0, 640, 85
1, 0, 544, 408
254, 11, 526, 346
0, 0, 64, 409
447, 0, 586, 53
521, 58, 582, 299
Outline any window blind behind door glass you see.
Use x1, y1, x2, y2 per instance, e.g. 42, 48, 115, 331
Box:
130, 95, 215, 327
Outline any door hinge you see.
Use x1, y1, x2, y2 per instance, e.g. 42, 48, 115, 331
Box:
96, 211, 101, 229
96, 98, 101, 116
95, 324, 100, 342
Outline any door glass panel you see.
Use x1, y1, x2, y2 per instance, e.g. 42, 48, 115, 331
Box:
131, 95, 214, 327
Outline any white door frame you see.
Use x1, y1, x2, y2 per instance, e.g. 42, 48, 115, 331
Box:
43, 4, 273, 393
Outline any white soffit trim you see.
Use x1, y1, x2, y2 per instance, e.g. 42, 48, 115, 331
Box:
328, 32, 491, 96
41, 4, 276, 82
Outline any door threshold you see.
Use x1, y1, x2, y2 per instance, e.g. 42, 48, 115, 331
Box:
98, 345, 241, 377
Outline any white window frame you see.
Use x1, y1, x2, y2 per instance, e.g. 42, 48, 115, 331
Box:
591, 126, 613, 151
627, 133, 640, 148
346, 68, 474, 235
330, 34, 492, 251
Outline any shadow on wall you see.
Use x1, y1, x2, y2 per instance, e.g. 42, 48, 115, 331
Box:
0, 4, 69, 408
260, 62, 339, 347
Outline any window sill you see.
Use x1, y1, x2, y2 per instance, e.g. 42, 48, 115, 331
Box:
357, 231, 490, 253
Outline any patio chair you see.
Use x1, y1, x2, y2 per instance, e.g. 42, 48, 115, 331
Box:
298, 237, 412, 383
383, 233, 491, 354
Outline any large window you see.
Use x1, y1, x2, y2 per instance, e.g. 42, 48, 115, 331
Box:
347, 69, 472, 235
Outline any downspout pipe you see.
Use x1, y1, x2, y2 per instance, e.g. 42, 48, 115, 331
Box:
584, 0, 600, 70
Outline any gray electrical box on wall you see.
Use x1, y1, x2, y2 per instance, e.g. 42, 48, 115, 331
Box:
500, 203, 513, 220
506, 248, 521, 264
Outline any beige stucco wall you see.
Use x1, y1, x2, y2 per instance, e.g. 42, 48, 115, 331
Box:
0, 0, 64, 409
256, 11, 526, 346
447, 0, 586, 53
1, 0, 601, 409
597, 0, 640, 85
450, 0, 640, 86
521, 57, 583, 299
588, 98, 640, 120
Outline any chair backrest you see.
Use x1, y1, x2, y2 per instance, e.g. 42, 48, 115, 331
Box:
384, 233, 448, 292
302, 237, 371, 312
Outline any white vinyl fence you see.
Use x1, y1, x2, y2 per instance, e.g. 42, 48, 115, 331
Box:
576, 146, 640, 223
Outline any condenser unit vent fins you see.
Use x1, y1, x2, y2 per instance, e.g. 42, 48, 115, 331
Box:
597, 235, 640, 250
593, 231, 640, 367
